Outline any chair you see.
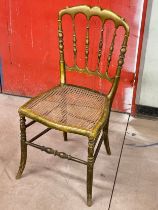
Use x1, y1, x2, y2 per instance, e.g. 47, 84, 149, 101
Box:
16, 5, 129, 206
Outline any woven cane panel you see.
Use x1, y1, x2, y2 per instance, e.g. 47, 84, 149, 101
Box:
25, 85, 107, 131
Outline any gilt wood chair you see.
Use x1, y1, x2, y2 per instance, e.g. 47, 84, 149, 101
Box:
16, 5, 129, 206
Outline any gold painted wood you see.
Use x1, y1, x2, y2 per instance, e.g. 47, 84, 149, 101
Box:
17, 5, 130, 207
59, 5, 129, 29
58, 19, 65, 84
96, 23, 104, 71
63, 131, 68, 141
106, 28, 117, 73
85, 21, 90, 67
65, 64, 114, 82
87, 138, 95, 206
16, 115, 27, 179
26, 141, 87, 165
58, 5, 129, 86
107, 33, 129, 100
72, 17, 77, 65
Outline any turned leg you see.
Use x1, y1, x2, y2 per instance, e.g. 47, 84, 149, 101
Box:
87, 138, 94, 206
103, 122, 111, 155
16, 115, 27, 179
63, 132, 67, 141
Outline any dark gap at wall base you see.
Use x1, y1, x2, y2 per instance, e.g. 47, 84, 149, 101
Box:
136, 105, 158, 118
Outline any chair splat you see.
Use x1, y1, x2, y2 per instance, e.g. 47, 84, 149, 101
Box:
72, 16, 77, 65
96, 23, 104, 71
85, 21, 90, 67
106, 27, 117, 74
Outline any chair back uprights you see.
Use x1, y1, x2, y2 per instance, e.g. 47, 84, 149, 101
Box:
58, 5, 130, 102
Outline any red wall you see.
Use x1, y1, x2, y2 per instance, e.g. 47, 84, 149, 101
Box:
0, 0, 147, 113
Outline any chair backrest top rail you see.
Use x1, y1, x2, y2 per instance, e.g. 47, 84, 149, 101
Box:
58, 5, 129, 33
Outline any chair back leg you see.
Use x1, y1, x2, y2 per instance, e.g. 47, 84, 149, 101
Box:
103, 121, 111, 155
103, 132, 111, 155
16, 115, 27, 179
63, 132, 68, 141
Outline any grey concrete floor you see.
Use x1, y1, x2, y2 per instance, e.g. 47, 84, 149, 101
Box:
0, 93, 158, 210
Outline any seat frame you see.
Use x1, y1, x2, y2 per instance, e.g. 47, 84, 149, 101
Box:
16, 5, 129, 207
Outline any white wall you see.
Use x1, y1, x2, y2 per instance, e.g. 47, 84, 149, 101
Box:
136, 0, 158, 108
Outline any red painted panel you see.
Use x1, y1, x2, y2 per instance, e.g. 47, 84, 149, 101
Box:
0, 0, 146, 113
131, 0, 148, 115
0, 0, 10, 92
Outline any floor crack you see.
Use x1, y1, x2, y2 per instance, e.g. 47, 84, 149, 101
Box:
108, 114, 130, 210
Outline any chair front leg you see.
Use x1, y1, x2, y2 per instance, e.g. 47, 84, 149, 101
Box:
16, 115, 27, 179
103, 121, 111, 155
87, 138, 94, 206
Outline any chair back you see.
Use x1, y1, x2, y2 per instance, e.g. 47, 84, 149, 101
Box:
58, 5, 130, 101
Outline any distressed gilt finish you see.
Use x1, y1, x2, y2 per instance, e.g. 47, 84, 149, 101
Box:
16, 5, 129, 206
16, 115, 27, 179
87, 138, 95, 206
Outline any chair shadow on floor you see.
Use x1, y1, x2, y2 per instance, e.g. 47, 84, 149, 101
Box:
125, 142, 158, 147
22, 164, 111, 204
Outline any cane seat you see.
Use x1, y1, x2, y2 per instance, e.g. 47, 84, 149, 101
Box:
19, 85, 109, 138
